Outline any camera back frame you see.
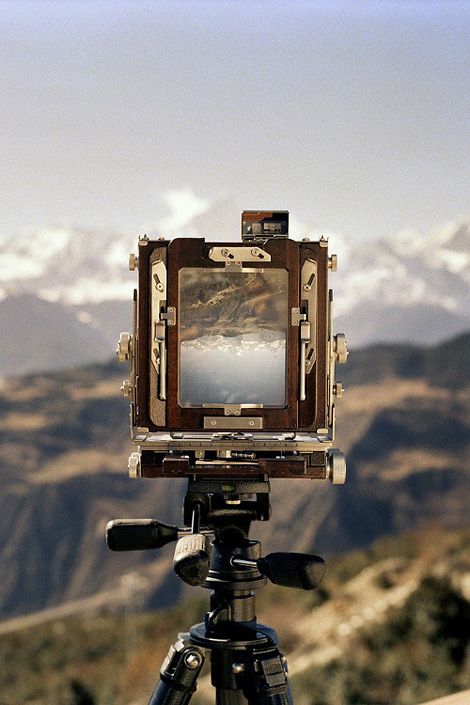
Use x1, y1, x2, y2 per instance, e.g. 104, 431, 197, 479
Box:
117, 211, 348, 481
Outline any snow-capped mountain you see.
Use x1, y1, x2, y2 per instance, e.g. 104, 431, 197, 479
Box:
0, 226, 135, 305
1, 203, 469, 374
330, 219, 470, 345
332, 220, 470, 318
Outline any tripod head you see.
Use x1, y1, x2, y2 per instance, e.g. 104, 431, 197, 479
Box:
106, 478, 326, 592
107, 478, 326, 702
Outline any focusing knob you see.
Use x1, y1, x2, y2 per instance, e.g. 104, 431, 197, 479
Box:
327, 449, 347, 484
334, 333, 349, 364
117, 332, 132, 363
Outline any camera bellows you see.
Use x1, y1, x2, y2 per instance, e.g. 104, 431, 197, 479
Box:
257, 552, 325, 590
173, 534, 211, 586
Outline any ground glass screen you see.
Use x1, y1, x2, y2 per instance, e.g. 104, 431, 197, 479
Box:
178, 268, 289, 407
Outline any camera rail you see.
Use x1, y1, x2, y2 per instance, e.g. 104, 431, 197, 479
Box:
126, 445, 346, 483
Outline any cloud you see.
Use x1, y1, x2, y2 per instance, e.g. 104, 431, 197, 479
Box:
158, 189, 211, 233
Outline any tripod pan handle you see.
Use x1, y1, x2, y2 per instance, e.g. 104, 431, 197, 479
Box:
257, 552, 325, 590
106, 519, 178, 551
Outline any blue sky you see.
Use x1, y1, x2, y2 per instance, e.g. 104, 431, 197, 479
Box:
1, 0, 469, 239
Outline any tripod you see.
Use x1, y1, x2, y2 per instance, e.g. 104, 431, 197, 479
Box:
107, 478, 326, 704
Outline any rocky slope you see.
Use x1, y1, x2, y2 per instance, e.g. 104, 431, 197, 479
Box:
0, 334, 468, 621
1, 527, 468, 705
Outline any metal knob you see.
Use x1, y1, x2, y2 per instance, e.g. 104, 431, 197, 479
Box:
333, 382, 343, 398
128, 452, 141, 478
117, 332, 131, 363
121, 379, 132, 397
334, 333, 348, 364
328, 254, 338, 271
327, 449, 347, 484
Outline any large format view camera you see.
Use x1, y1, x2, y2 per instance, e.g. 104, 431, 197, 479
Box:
110, 211, 349, 703
117, 210, 348, 483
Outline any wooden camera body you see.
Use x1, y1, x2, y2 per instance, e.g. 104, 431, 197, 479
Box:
117, 211, 348, 482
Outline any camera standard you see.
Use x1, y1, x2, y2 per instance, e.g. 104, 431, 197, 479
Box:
117, 210, 348, 482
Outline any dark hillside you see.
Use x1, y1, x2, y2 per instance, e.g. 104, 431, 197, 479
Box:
1, 527, 468, 705
0, 294, 111, 376
341, 331, 470, 388
0, 335, 468, 619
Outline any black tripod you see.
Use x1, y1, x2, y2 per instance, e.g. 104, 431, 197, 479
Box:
107, 478, 325, 704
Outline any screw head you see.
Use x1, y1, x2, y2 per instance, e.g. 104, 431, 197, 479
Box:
184, 652, 202, 669
232, 662, 245, 674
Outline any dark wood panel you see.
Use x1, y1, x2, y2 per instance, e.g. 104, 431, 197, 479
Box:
298, 241, 328, 432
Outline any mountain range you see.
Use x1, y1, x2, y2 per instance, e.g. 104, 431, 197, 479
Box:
0, 333, 468, 622
1, 203, 469, 375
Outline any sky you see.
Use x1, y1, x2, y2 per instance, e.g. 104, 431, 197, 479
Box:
1, 0, 469, 240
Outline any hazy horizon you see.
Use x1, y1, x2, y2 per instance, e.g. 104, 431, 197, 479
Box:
1, 1, 469, 240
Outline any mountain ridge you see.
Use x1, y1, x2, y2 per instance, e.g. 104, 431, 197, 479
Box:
0, 334, 468, 620
1, 208, 469, 375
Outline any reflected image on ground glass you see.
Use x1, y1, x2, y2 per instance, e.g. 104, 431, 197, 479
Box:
178, 268, 288, 407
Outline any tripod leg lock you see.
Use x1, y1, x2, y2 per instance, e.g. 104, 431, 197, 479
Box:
148, 635, 205, 705
253, 651, 292, 703
211, 645, 292, 704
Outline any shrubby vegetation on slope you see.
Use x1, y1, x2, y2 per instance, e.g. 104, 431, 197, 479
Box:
1, 528, 468, 705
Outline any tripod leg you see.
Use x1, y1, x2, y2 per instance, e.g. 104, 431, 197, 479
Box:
216, 689, 249, 705
147, 635, 205, 705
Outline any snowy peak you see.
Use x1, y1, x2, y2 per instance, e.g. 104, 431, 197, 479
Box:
0, 227, 136, 304
331, 217, 470, 318
0, 209, 468, 332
